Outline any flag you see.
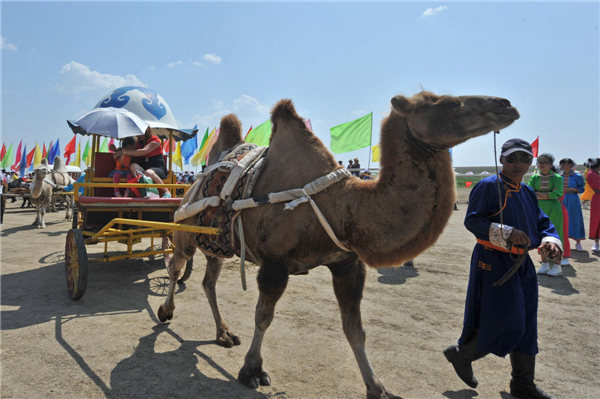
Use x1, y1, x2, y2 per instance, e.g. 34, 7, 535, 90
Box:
181, 135, 198, 165
304, 119, 313, 132
82, 140, 91, 166
244, 126, 253, 140
73, 142, 81, 167
48, 139, 61, 161
12, 141, 22, 170
46, 141, 53, 160
1, 144, 6, 161
330, 113, 372, 154
163, 138, 175, 153
371, 144, 380, 162
191, 127, 215, 167
172, 141, 182, 168
34, 142, 43, 168
42, 143, 47, 159
245, 120, 271, 147
1, 143, 13, 169
19, 145, 27, 176
64, 136, 77, 164
465, 181, 473, 188
99, 137, 109, 152
204, 128, 220, 164
109, 138, 115, 153
531, 136, 539, 158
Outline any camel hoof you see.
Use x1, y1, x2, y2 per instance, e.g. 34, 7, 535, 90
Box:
367, 390, 402, 399
238, 366, 270, 389
216, 331, 241, 348
38, 224, 46, 229
157, 304, 173, 323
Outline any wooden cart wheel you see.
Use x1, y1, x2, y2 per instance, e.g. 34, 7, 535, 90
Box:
65, 229, 88, 300
178, 258, 193, 284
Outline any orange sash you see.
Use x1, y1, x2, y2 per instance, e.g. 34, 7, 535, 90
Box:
477, 239, 528, 255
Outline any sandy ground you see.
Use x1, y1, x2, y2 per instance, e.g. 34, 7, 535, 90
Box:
1, 189, 599, 399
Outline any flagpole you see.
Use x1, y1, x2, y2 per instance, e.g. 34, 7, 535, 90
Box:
367, 112, 373, 171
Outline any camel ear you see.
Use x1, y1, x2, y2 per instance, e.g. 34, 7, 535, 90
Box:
391, 96, 414, 116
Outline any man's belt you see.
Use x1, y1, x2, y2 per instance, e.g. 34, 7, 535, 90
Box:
477, 239, 527, 255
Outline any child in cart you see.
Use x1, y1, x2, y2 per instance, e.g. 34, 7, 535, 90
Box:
109, 137, 137, 197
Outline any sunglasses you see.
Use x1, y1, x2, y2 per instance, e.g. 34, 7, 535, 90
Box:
505, 154, 533, 164
537, 161, 550, 166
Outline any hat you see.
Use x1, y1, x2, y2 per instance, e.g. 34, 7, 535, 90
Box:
354, 158, 359, 162
363, 169, 370, 173
501, 138, 534, 157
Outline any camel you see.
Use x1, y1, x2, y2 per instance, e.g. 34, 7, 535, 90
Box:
31, 157, 74, 228
158, 91, 520, 398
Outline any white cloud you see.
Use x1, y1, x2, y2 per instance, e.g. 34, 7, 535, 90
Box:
167, 60, 183, 68
211, 99, 223, 110
233, 95, 269, 116
149, 66, 155, 70
54, 61, 146, 93
203, 53, 222, 64
193, 61, 204, 67
190, 109, 231, 128
421, 6, 447, 17
351, 109, 366, 117
1, 36, 18, 51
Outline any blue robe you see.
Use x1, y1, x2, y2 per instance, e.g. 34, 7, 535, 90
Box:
561, 171, 586, 240
458, 172, 560, 357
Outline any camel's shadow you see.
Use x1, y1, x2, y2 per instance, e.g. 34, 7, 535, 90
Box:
442, 389, 479, 398
377, 262, 419, 285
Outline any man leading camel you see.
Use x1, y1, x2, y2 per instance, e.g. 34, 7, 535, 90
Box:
444, 138, 562, 399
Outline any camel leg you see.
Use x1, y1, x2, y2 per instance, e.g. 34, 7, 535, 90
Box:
65, 195, 73, 221
38, 198, 49, 228
238, 260, 289, 389
50, 195, 58, 212
203, 255, 241, 348
329, 260, 401, 399
32, 201, 41, 226
157, 235, 195, 322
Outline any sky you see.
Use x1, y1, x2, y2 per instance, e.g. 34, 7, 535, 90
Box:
1, 1, 599, 169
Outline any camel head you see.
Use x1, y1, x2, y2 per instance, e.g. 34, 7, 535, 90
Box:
391, 91, 520, 149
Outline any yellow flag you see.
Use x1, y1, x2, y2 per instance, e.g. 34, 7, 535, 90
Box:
371, 144, 380, 162
191, 127, 216, 167
173, 141, 182, 168
34, 142, 43, 168
73, 143, 81, 167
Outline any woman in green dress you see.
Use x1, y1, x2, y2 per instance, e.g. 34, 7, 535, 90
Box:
528, 153, 564, 276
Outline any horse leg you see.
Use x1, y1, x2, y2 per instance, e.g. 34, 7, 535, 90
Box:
329, 260, 401, 399
238, 259, 289, 389
203, 255, 241, 348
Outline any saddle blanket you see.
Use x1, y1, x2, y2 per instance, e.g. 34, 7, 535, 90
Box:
195, 144, 264, 258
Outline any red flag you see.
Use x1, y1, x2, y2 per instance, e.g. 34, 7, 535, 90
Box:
531, 136, 539, 158
244, 126, 253, 140
163, 138, 175, 153
1, 143, 6, 161
109, 138, 115, 153
42, 143, 47, 159
465, 181, 473, 188
26, 148, 35, 167
64, 136, 77, 164
11, 141, 22, 170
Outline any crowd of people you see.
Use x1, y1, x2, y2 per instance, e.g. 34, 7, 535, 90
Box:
338, 158, 374, 180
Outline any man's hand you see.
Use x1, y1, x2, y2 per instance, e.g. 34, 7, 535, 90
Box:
507, 229, 531, 246
540, 242, 561, 261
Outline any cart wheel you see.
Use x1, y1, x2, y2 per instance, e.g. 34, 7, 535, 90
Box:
177, 258, 193, 284
65, 229, 88, 300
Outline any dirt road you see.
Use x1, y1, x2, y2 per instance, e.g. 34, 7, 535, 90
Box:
2, 190, 598, 398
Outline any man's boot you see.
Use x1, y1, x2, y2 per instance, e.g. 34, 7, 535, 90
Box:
443, 333, 489, 388
509, 351, 558, 399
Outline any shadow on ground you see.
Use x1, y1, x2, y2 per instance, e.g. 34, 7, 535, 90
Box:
377, 261, 419, 285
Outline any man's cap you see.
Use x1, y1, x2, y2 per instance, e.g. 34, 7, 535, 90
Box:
501, 138, 534, 157
354, 158, 359, 161
363, 169, 370, 173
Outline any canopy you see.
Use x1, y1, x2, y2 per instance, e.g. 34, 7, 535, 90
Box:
67, 86, 197, 141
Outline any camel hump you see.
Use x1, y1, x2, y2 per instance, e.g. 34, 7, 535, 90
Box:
271, 99, 303, 125
219, 114, 243, 140
39, 158, 50, 170
52, 156, 68, 173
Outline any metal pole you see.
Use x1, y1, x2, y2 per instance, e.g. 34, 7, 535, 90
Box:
367, 112, 373, 171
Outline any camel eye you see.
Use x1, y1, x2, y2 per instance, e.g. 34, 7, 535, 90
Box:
448, 102, 460, 109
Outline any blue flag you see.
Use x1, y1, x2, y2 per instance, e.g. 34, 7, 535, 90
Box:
181, 135, 198, 165
19, 145, 27, 177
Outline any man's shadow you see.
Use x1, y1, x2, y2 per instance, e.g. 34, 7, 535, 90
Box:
537, 264, 580, 296
377, 261, 419, 285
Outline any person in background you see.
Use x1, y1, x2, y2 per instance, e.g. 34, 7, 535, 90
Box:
528, 153, 564, 276
352, 158, 361, 176
63, 169, 87, 197
585, 158, 600, 252
443, 139, 561, 399
338, 160, 343, 166
347, 159, 354, 170
1, 179, 6, 226
109, 137, 136, 197
580, 162, 593, 210
360, 169, 374, 180
559, 158, 586, 251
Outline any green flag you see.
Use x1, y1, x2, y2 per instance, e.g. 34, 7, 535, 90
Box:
245, 119, 271, 147
199, 127, 209, 166
1, 143, 13, 169
99, 137, 109, 152
330, 113, 372, 154
82, 140, 90, 166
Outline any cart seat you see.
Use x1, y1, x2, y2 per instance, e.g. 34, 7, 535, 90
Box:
78, 196, 182, 208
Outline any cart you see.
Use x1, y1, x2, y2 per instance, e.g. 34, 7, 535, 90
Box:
64, 87, 220, 300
